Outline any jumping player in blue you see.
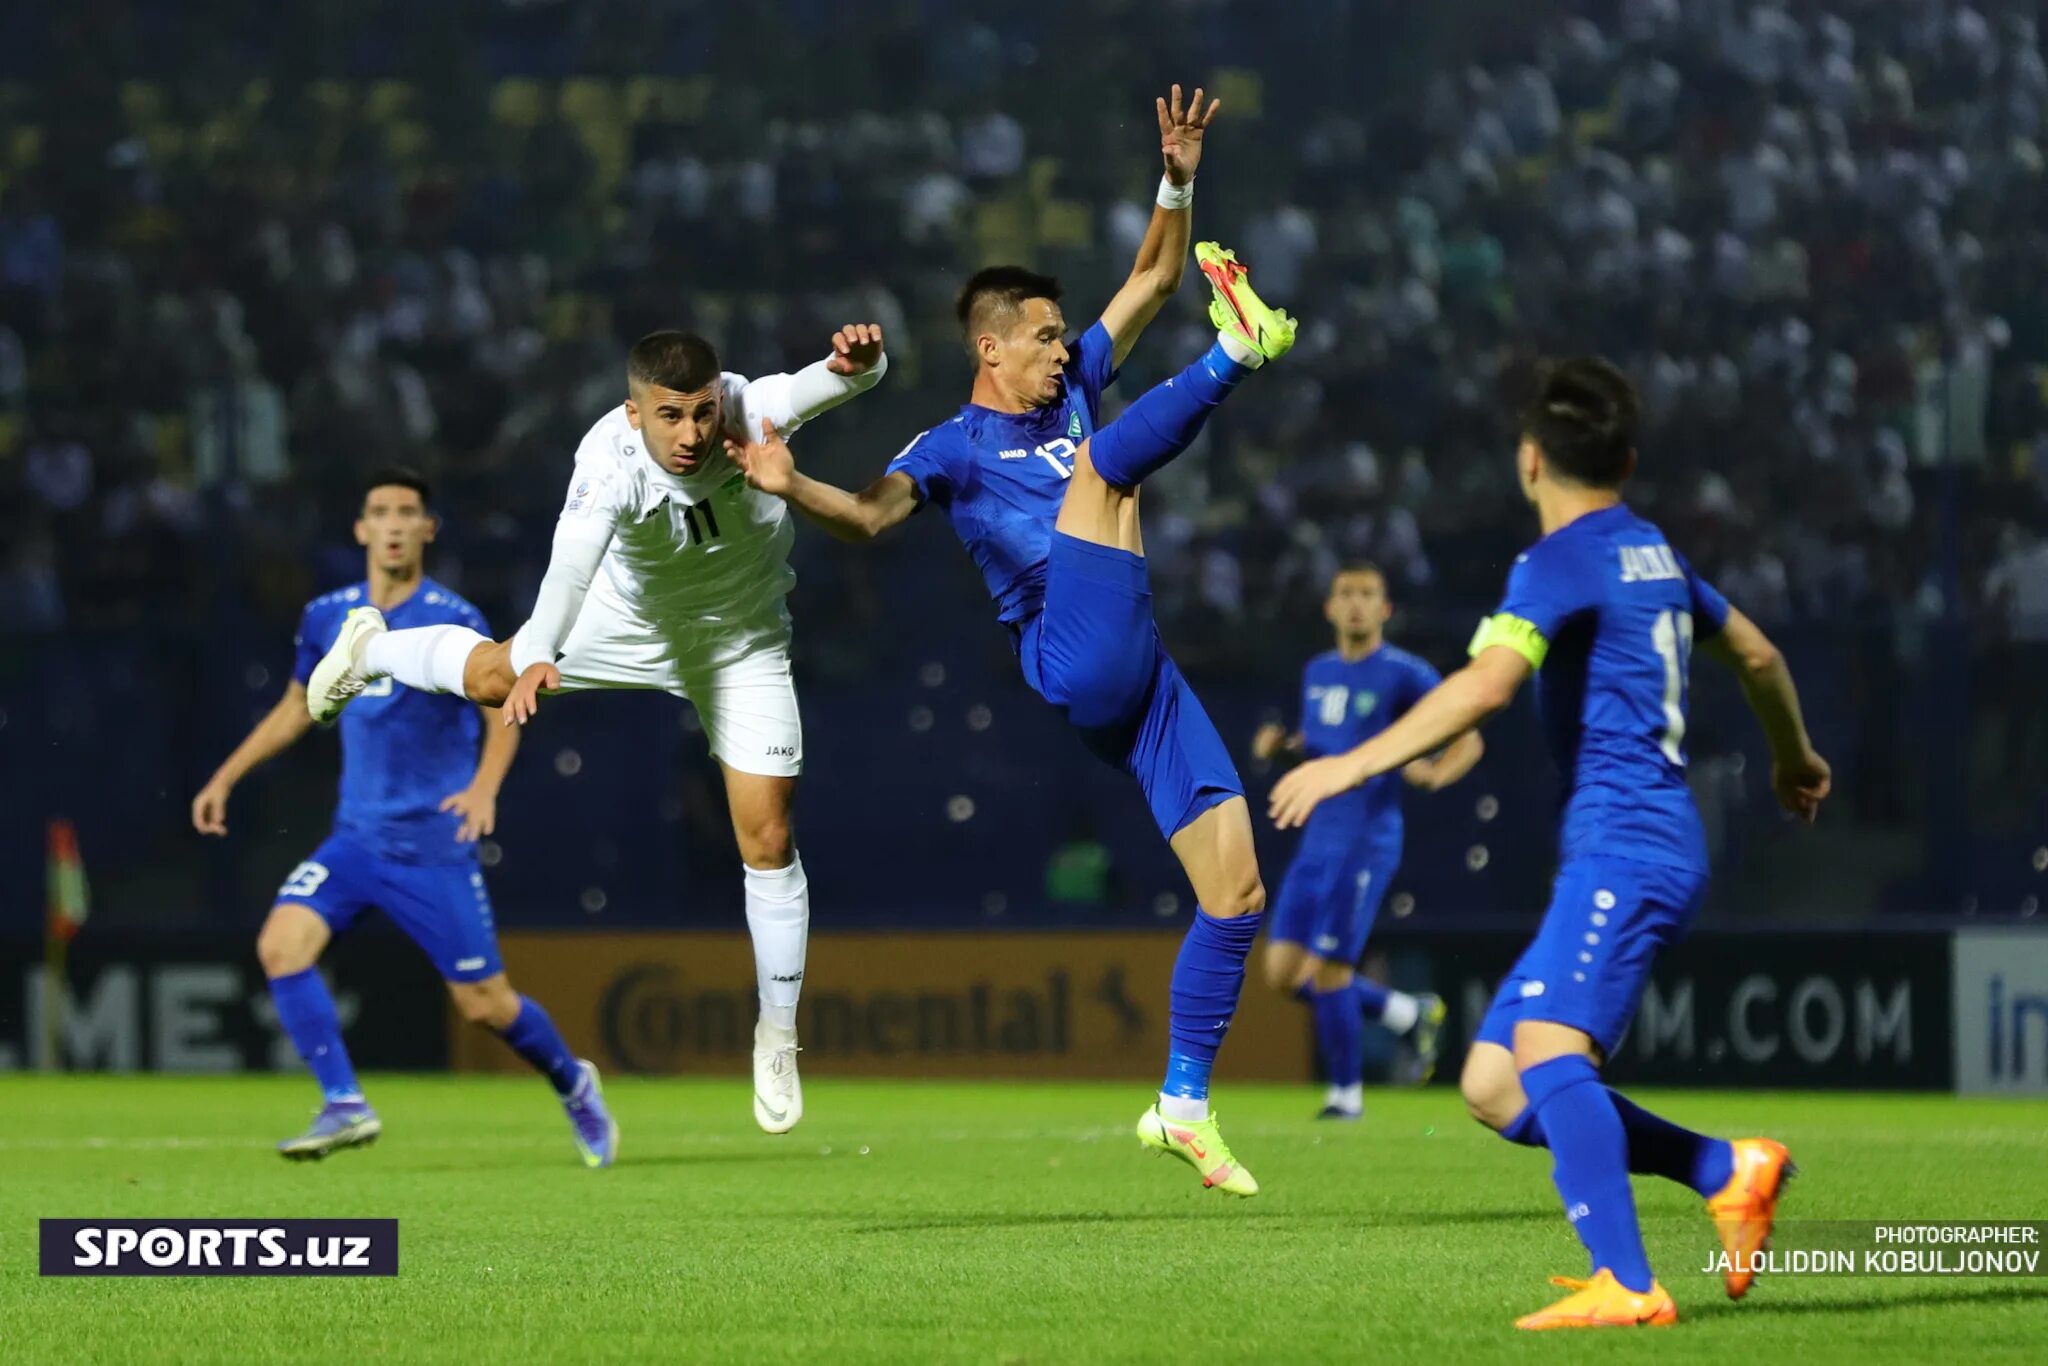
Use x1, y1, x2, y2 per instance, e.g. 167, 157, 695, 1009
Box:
1254, 562, 1482, 1118
1270, 359, 1830, 1327
729, 87, 1294, 1194
193, 469, 617, 1167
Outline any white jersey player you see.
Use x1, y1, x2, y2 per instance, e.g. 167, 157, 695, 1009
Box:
305, 324, 889, 1135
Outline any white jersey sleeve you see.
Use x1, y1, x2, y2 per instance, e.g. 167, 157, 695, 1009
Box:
723, 351, 888, 443
507, 426, 637, 675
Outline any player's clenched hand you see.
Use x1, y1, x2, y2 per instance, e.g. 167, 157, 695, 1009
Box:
440, 786, 498, 843
1251, 722, 1290, 762
1772, 748, 1832, 824
1269, 754, 1367, 829
191, 781, 232, 836
503, 662, 559, 728
726, 418, 795, 496
827, 323, 885, 376
1158, 82, 1221, 186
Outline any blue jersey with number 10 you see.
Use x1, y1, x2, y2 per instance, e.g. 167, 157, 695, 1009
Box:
1470, 504, 1729, 873
292, 579, 489, 865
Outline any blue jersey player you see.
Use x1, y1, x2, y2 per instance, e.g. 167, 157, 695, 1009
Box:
1271, 359, 1830, 1327
192, 469, 617, 1167
729, 87, 1296, 1194
1254, 563, 1482, 1118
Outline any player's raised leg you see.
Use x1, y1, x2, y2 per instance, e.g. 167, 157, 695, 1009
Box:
306, 607, 516, 723
1055, 242, 1296, 555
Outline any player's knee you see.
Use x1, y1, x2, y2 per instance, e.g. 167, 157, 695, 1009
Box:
1207, 872, 1266, 921
1460, 1047, 1523, 1131
451, 979, 519, 1030
1310, 960, 1355, 994
256, 915, 320, 977
736, 818, 793, 870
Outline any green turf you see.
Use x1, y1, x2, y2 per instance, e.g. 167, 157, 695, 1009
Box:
1, 1077, 2044, 1362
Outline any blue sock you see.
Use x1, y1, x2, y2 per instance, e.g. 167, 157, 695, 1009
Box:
497, 997, 581, 1095
268, 968, 362, 1104
1161, 909, 1264, 1104
1087, 341, 1250, 488
1351, 978, 1392, 1021
1500, 1106, 1547, 1147
1312, 985, 1365, 1089
1520, 1055, 1654, 1293
1608, 1090, 1735, 1197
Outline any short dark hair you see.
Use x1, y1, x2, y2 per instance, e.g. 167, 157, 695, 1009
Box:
628, 330, 722, 394
1331, 561, 1386, 591
956, 265, 1063, 353
1521, 356, 1639, 487
361, 466, 430, 510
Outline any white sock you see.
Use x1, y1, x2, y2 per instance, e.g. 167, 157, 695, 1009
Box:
1382, 991, 1420, 1034
362, 624, 486, 696
1324, 1083, 1364, 1112
1216, 328, 1264, 369
745, 855, 809, 1034
1159, 1093, 1209, 1122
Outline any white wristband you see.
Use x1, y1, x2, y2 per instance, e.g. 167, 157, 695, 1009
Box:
1157, 175, 1194, 210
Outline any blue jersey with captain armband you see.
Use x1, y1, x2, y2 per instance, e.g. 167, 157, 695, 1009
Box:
1469, 504, 1729, 873
884, 321, 1118, 631
292, 579, 490, 865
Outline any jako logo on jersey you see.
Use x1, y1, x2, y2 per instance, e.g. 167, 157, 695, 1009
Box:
999, 449, 1029, 460
767, 745, 796, 757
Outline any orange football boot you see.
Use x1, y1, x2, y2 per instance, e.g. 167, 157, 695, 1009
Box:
1514, 1270, 1679, 1330
1707, 1137, 1796, 1299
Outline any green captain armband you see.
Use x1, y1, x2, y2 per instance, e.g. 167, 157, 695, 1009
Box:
1468, 613, 1549, 670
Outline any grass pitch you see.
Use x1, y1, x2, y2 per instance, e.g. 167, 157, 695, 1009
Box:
1, 1076, 2044, 1362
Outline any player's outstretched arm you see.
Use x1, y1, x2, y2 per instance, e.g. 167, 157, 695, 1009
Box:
739, 325, 889, 435
442, 706, 521, 842
727, 420, 919, 544
192, 681, 316, 835
1098, 83, 1221, 369
1698, 605, 1831, 822
501, 467, 628, 727
1270, 649, 1528, 829
1402, 729, 1485, 791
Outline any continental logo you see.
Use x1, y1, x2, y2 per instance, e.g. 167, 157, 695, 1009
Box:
598, 964, 1145, 1073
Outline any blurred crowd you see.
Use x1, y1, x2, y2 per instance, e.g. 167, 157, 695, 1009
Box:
3, 0, 2046, 691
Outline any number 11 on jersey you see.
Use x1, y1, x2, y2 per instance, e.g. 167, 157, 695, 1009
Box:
1651, 608, 1694, 765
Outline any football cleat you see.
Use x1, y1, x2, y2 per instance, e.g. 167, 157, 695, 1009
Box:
1136, 1105, 1259, 1196
1197, 241, 1297, 363
1707, 1137, 1796, 1299
562, 1060, 618, 1169
278, 1100, 381, 1161
1514, 1270, 1678, 1330
752, 1019, 804, 1135
306, 605, 387, 725
1409, 992, 1448, 1084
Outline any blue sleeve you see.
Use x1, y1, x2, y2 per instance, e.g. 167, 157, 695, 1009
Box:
1066, 321, 1119, 423
291, 603, 325, 686
1677, 551, 1730, 636
885, 429, 961, 508
1471, 543, 1590, 670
